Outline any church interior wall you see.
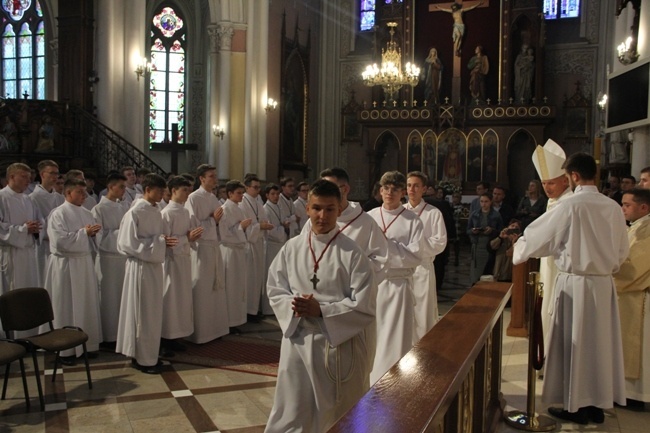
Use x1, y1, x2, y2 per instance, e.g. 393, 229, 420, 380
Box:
230, 50, 247, 180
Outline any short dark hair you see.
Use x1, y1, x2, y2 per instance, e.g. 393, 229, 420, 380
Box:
492, 185, 506, 194
64, 178, 86, 192
479, 192, 493, 201
309, 179, 341, 201
477, 181, 491, 190
379, 171, 406, 189
37, 160, 58, 173
136, 167, 151, 177
121, 166, 135, 175
297, 181, 309, 191
180, 173, 196, 184
196, 164, 216, 179
562, 153, 597, 180
226, 179, 245, 194
141, 173, 167, 190
265, 183, 280, 194
641, 167, 650, 175
622, 175, 637, 183
167, 175, 192, 191
406, 171, 428, 186
106, 173, 127, 186
320, 167, 350, 184
244, 174, 260, 186
279, 177, 294, 187
624, 188, 650, 206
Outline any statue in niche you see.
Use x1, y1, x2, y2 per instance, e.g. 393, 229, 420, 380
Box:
35, 116, 55, 153
442, 138, 463, 183
0, 116, 19, 152
424, 48, 443, 104
434, 2, 483, 57
514, 45, 535, 103
468, 45, 489, 101
408, 135, 422, 172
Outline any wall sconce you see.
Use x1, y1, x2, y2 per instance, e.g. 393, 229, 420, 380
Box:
264, 97, 278, 112
617, 37, 639, 65
212, 124, 225, 140
597, 92, 608, 112
135, 57, 152, 81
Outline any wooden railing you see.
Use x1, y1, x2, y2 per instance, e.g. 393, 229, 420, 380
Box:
328, 282, 511, 433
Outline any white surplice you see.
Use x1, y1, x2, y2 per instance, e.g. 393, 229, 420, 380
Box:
240, 193, 265, 315
219, 199, 249, 327
161, 201, 196, 339
367, 205, 424, 384
265, 228, 376, 433
91, 197, 127, 342
0, 186, 41, 297
263, 200, 288, 315
121, 186, 137, 208
46, 201, 102, 356
293, 196, 308, 231
404, 200, 447, 341
539, 186, 573, 349
116, 199, 166, 366
29, 184, 64, 286
185, 187, 229, 343
513, 185, 629, 412
279, 193, 298, 238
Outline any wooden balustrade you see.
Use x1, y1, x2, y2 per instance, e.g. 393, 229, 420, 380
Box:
328, 282, 511, 433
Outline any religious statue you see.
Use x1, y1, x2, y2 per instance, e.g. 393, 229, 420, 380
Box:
434, 1, 483, 56
0, 116, 19, 152
442, 139, 463, 182
424, 48, 443, 103
467, 45, 489, 101
35, 115, 55, 153
514, 45, 534, 103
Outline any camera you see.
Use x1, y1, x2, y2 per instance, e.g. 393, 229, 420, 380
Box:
505, 228, 521, 235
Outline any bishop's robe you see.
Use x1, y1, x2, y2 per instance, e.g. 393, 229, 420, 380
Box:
46, 201, 102, 356
367, 205, 423, 384
116, 199, 166, 366
265, 228, 376, 433
185, 187, 229, 343
91, 197, 127, 342
513, 185, 628, 412
404, 200, 447, 341
614, 213, 650, 402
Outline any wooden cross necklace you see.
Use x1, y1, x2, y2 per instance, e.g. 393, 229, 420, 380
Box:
308, 229, 342, 291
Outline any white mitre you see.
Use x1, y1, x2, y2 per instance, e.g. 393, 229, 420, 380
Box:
532, 139, 566, 181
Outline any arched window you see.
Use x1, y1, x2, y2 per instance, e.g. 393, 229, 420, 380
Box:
1, 0, 45, 99
543, 0, 580, 20
149, 5, 186, 145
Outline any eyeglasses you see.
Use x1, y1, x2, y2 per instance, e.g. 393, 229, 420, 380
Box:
382, 186, 403, 194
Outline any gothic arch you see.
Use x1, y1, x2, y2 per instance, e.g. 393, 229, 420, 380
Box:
371, 130, 401, 185
506, 128, 537, 201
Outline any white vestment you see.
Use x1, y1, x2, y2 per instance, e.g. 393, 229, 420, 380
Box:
293, 196, 308, 231
240, 193, 265, 315
121, 186, 137, 208
219, 199, 249, 327
0, 186, 41, 297
513, 185, 629, 411
161, 201, 196, 339
29, 184, 63, 286
46, 201, 102, 356
279, 194, 299, 237
116, 199, 166, 366
539, 187, 573, 349
91, 197, 127, 342
405, 200, 447, 341
265, 228, 376, 433
263, 201, 288, 315
82, 194, 97, 211
185, 187, 229, 343
367, 206, 424, 384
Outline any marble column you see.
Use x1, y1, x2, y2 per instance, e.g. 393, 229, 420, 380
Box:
217, 23, 234, 179
207, 24, 220, 167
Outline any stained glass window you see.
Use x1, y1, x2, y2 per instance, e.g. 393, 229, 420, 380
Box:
360, 0, 376, 31
1, 0, 45, 99
149, 6, 186, 145
544, 0, 580, 20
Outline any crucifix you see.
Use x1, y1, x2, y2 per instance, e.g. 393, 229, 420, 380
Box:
429, 1, 489, 103
310, 273, 320, 291
150, 123, 198, 174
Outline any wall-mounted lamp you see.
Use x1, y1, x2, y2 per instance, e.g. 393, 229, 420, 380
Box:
597, 92, 608, 112
264, 97, 278, 112
212, 124, 225, 140
135, 57, 152, 81
617, 37, 639, 65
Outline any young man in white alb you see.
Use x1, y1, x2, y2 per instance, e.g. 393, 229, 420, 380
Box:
293, 181, 309, 232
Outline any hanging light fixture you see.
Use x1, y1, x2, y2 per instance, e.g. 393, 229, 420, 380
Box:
362, 22, 420, 101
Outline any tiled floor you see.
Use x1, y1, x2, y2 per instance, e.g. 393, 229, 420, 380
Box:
1, 243, 649, 432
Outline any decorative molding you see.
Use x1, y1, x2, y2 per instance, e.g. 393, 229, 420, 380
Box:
545, 47, 597, 96
340, 0, 353, 57
49, 39, 59, 66
340, 61, 363, 102
207, 24, 219, 53
217, 24, 234, 51
190, 82, 205, 165
586, 0, 599, 44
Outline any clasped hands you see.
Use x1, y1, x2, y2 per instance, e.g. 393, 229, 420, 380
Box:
292, 294, 322, 318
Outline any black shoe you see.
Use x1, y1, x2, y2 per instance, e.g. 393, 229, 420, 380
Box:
547, 407, 589, 425
586, 406, 604, 423
229, 327, 241, 335
247, 314, 261, 323
131, 359, 163, 374
163, 339, 186, 352
59, 356, 76, 366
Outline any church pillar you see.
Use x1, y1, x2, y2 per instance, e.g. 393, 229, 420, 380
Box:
217, 24, 234, 179
48, 39, 59, 101
207, 24, 220, 167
